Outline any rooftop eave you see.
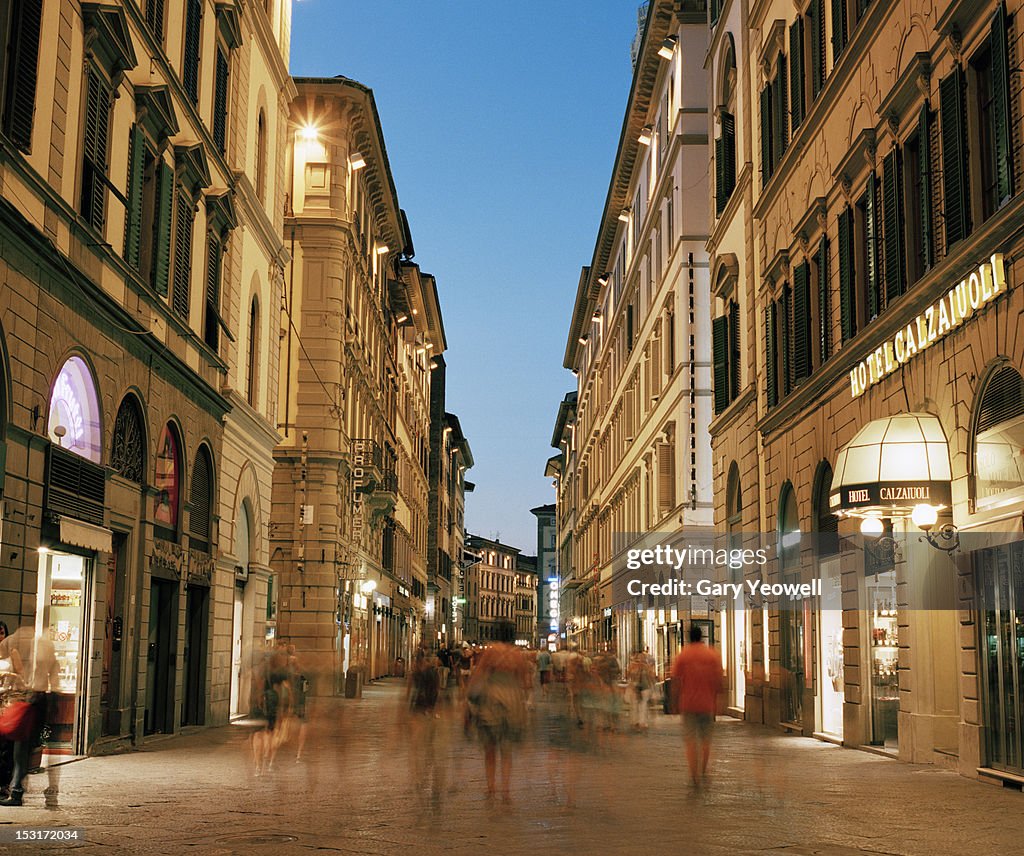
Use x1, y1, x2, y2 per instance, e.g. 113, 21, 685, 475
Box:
566, 0, 676, 367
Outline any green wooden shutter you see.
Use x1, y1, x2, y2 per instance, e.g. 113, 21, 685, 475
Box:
766, 303, 778, 408
793, 264, 811, 382
145, 0, 165, 40
818, 235, 830, 364
204, 237, 221, 350
992, 3, 1013, 204
883, 148, 905, 304
715, 135, 726, 215
774, 54, 788, 162
940, 67, 969, 246
1, 0, 42, 152
722, 111, 736, 200
213, 48, 229, 153
729, 299, 741, 401
918, 105, 934, 270
831, 0, 848, 59
811, 0, 825, 98
838, 207, 855, 342
153, 161, 174, 296
172, 190, 194, 320
781, 288, 792, 396
125, 125, 146, 269
790, 19, 804, 131
761, 85, 772, 185
866, 172, 880, 318
713, 315, 728, 414
183, 0, 202, 104
81, 68, 110, 231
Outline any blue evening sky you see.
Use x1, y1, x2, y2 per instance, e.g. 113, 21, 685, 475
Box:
290, 2, 643, 554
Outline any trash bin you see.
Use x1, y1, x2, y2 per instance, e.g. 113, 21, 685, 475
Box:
662, 678, 677, 715
344, 668, 363, 699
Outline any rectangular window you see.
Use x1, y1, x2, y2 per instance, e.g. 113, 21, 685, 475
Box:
974, 42, 998, 220
145, 0, 164, 42
765, 302, 778, 408
816, 235, 830, 365
715, 111, 736, 215
790, 18, 805, 132
760, 84, 773, 186
940, 66, 971, 246
80, 66, 112, 233
839, 205, 856, 342
728, 299, 740, 400
182, 0, 202, 105
831, 0, 848, 60
772, 54, 788, 170
792, 263, 812, 384
203, 236, 222, 351
903, 126, 926, 285
811, 0, 826, 98
882, 147, 905, 304
172, 189, 194, 320
213, 47, 229, 153
712, 314, 728, 414
0, 0, 42, 153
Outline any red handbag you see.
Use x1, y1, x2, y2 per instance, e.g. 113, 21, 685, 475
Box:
0, 701, 37, 742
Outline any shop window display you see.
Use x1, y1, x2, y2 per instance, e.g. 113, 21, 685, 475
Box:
36, 550, 89, 752
868, 574, 899, 748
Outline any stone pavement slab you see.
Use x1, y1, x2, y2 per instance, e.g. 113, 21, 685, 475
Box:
0, 680, 1020, 855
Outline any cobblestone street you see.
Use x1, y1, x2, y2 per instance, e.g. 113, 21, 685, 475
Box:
0, 680, 1021, 855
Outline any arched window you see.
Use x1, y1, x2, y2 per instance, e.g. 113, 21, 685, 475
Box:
255, 110, 267, 204
154, 423, 182, 537
974, 364, 1024, 508
111, 395, 147, 484
778, 482, 800, 572
247, 296, 259, 405
813, 462, 838, 556
48, 356, 102, 462
190, 446, 214, 554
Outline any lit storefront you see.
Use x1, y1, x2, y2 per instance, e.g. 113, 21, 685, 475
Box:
41, 357, 111, 756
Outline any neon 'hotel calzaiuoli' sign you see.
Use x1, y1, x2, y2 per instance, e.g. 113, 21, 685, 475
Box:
849, 254, 1008, 398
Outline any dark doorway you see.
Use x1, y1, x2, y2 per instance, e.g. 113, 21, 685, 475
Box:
182, 585, 209, 726
145, 578, 177, 735
100, 534, 128, 736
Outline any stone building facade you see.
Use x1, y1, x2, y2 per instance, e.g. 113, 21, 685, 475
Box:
426, 356, 473, 648
560, 0, 713, 673
272, 77, 443, 690
464, 534, 520, 644
0, 0, 291, 753
709, 0, 1024, 781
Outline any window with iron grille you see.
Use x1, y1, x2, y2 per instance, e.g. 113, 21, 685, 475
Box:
111, 396, 146, 484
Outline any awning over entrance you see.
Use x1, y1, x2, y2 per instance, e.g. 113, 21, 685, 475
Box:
830, 413, 952, 515
59, 517, 113, 553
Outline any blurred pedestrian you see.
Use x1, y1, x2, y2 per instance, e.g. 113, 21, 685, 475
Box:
0, 627, 59, 806
670, 624, 723, 788
251, 646, 291, 776
286, 646, 309, 763
627, 649, 656, 731
465, 643, 529, 801
537, 647, 553, 698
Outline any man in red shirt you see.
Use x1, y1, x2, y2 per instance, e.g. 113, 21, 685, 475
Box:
670, 624, 723, 788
